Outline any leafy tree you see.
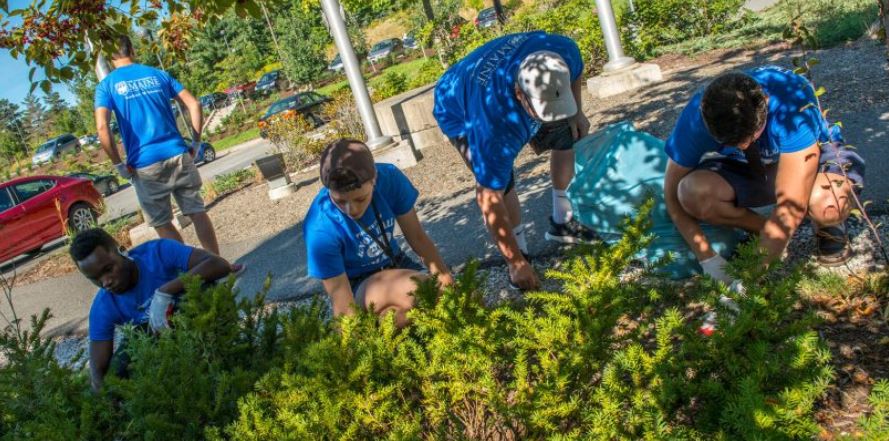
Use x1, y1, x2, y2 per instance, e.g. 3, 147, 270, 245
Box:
277, 5, 330, 86
21, 93, 48, 147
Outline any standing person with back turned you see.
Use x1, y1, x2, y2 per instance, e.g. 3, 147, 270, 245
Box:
94, 35, 233, 269
433, 31, 598, 291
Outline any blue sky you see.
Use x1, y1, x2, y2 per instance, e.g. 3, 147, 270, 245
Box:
0, 49, 77, 107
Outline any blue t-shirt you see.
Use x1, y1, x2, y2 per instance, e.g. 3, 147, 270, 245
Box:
433, 32, 584, 190
304, 164, 420, 280
95, 63, 189, 169
665, 66, 834, 168
88, 239, 194, 341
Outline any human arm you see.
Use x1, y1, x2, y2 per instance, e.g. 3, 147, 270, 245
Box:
174, 89, 202, 147
94, 107, 131, 178
664, 159, 716, 262
759, 144, 819, 261
476, 186, 539, 289
568, 78, 589, 140
321, 273, 357, 319
157, 247, 231, 295
89, 340, 113, 392
396, 208, 453, 285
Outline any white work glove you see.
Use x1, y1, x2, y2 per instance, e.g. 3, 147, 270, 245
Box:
147, 290, 177, 331
699, 254, 733, 285
114, 162, 133, 179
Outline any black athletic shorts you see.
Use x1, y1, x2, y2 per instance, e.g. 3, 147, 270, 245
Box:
695, 141, 865, 208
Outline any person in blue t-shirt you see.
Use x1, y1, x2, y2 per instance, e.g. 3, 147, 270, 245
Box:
304, 139, 453, 327
433, 31, 598, 291
664, 67, 865, 287
70, 228, 232, 391
94, 34, 227, 266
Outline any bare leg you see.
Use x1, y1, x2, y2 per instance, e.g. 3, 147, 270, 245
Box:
807, 172, 853, 227
154, 222, 184, 243
678, 170, 767, 233
357, 269, 425, 328
504, 186, 522, 230
550, 149, 575, 191
189, 212, 220, 255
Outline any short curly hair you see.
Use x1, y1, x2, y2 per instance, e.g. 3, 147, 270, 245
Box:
69, 228, 119, 262
700, 72, 769, 146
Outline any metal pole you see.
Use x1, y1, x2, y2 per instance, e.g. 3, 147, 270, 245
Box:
319, 0, 391, 149
594, 0, 635, 72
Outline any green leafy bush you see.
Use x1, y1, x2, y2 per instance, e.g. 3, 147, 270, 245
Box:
0, 201, 841, 439
201, 168, 257, 201
372, 70, 409, 101
622, 0, 747, 57
406, 59, 445, 89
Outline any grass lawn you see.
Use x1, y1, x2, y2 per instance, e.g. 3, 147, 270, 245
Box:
213, 127, 261, 152
316, 57, 431, 97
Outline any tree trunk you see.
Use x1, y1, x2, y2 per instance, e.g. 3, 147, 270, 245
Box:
493, 0, 505, 24
881, 0, 889, 52
421, 0, 434, 21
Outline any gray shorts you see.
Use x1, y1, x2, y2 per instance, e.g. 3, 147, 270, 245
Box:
131, 153, 205, 227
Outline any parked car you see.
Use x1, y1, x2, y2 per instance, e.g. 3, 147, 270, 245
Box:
257, 91, 331, 138
200, 92, 229, 110
225, 81, 256, 101
450, 17, 468, 39
0, 175, 104, 264
328, 53, 344, 72
367, 38, 405, 63
182, 138, 217, 164
67, 172, 120, 196
32, 134, 80, 166
475, 7, 501, 29
78, 134, 98, 147
255, 70, 288, 96
402, 32, 419, 50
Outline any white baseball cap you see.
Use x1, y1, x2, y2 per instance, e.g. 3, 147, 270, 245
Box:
517, 50, 577, 122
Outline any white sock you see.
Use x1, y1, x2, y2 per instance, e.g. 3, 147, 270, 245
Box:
513, 224, 528, 255
552, 189, 572, 224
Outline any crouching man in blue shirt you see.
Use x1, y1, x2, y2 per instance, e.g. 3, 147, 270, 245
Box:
304, 139, 453, 328
664, 67, 865, 288
70, 228, 233, 391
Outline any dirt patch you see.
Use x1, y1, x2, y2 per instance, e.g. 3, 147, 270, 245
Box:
11, 253, 78, 287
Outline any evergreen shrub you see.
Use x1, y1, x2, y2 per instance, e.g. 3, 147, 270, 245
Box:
622, 0, 747, 57
0, 201, 856, 439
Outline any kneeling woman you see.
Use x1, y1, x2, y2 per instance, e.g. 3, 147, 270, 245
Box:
304, 139, 453, 326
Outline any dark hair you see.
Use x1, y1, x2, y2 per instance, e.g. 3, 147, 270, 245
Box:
70, 228, 119, 262
323, 138, 372, 192
110, 34, 134, 59
700, 72, 769, 145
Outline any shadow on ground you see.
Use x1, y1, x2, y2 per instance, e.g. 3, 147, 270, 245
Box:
231, 153, 559, 302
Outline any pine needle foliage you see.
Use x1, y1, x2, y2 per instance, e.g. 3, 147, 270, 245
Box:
1, 200, 841, 439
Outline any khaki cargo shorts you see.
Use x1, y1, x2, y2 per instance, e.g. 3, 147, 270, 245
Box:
132, 153, 205, 227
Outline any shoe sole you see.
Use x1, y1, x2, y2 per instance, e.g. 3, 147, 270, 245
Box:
816, 247, 853, 267
545, 232, 586, 244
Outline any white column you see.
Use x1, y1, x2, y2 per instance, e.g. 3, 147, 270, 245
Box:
594, 0, 635, 72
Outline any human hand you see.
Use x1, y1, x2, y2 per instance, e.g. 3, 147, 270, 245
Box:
699, 254, 732, 285
508, 258, 540, 290
147, 290, 177, 331
437, 272, 455, 287
114, 162, 134, 179
569, 112, 590, 140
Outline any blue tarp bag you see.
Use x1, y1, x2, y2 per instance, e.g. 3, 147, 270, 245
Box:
567, 121, 743, 279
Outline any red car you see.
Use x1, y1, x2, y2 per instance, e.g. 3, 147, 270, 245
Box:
0, 175, 104, 264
